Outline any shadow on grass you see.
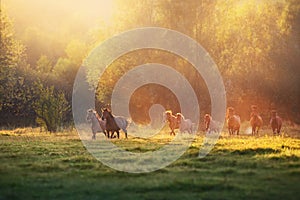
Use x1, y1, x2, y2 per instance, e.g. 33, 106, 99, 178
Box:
231, 148, 280, 155
131, 180, 238, 194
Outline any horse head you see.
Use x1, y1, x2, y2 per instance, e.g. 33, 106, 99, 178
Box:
164, 110, 173, 121
101, 108, 114, 120
271, 110, 277, 118
176, 113, 184, 124
226, 107, 235, 118
86, 109, 96, 122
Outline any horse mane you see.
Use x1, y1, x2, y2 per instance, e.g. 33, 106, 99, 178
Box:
176, 113, 185, 120
204, 114, 212, 120
165, 110, 173, 115
103, 108, 114, 118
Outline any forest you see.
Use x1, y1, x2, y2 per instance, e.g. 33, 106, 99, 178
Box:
1, 0, 300, 132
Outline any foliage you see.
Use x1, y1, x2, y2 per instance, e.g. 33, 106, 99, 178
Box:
86, 0, 300, 122
33, 81, 70, 132
0, 8, 25, 111
36, 55, 53, 73
0, 0, 300, 127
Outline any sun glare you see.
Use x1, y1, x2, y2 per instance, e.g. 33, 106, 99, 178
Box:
63, 0, 115, 25
3, 0, 116, 26
90, 0, 115, 24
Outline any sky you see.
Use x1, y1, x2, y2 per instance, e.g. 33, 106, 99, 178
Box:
2, 0, 116, 35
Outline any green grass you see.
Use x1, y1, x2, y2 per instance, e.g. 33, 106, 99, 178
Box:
0, 128, 300, 200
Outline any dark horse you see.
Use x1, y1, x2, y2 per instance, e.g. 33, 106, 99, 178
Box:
101, 108, 128, 139
270, 110, 282, 135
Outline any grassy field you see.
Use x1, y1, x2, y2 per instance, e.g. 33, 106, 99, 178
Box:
0, 127, 300, 200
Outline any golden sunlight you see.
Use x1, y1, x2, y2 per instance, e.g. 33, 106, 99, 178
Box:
3, 0, 115, 26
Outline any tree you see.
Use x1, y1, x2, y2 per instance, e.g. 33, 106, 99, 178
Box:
0, 8, 25, 110
33, 81, 70, 132
36, 55, 53, 73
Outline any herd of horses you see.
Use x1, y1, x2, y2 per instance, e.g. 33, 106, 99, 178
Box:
204, 105, 282, 136
86, 108, 129, 139
86, 105, 283, 140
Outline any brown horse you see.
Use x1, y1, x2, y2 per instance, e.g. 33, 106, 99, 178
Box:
270, 110, 282, 135
164, 110, 179, 135
101, 108, 121, 139
204, 114, 211, 132
226, 107, 240, 135
250, 114, 263, 136
250, 105, 259, 118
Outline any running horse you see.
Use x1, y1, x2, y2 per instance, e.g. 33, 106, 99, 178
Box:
249, 105, 263, 136
164, 110, 179, 135
226, 107, 241, 135
204, 114, 221, 133
101, 108, 129, 139
250, 114, 263, 136
270, 110, 282, 135
176, 113, 193, 133
86, 109, 106, 139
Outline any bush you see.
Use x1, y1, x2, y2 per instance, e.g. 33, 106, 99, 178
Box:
33, 81, 70, 132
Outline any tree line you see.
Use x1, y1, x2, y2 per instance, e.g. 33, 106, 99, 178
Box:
1, 0, 299, 132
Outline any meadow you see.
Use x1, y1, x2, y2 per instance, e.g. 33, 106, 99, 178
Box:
0, 126, 300, 200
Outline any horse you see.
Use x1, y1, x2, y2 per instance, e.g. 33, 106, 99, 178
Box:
226, 107, 240, 135
204, 114, 221, 133
227, 115, 241, 135
176, 113, 193, 133
270, 110, 282, 135
164, 110, 179, 135
226, 107, 235, 119
101, 108, 129, 139
86, 109, 106, 139
250, 114, 263, 136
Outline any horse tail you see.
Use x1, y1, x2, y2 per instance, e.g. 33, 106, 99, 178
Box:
126, 118, 132, 128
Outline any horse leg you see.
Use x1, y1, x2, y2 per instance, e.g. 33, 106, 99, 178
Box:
170, 128, 174, 136
92, 132, 96, 140
253, 126, 257, 136
111, 131, 116, 138
172, 129, 176, 136
124, 130, 128, 139
117, 131, 120, 139
122, 128, 128, 139
272, 127, 276, 135
278, 125, 282, 134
